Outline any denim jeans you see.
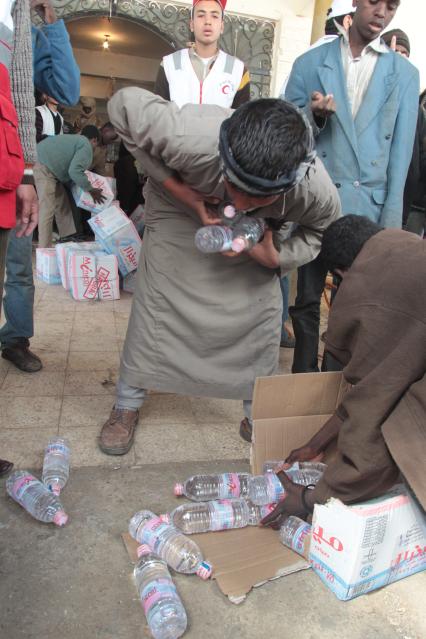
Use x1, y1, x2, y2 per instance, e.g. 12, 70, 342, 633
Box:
0, 229, 34, 346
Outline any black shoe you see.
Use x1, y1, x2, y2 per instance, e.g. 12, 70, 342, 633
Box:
239, 418, 253, 443
0, 458, 13, 477
280, 334, 296, 348
2, 341, 43, 373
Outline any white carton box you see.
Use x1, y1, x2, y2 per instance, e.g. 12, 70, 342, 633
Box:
68, 250, 119, 301
71, 171, 115, 213
56, 241, 100, 290
36, 248, 61, 285
310, 485, 426, 600
122, 270, 137, 294
129, 204, 144, 236
88, 204, 141, 276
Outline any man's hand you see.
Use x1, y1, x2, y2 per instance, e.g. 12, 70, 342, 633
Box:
15, 184, 39, 238
310, 91, 336, 120
90, 188, 106, 205
246, 229, 280, 268
285, 446, 324, 466
30, 0, 57, 24
261, 471, 308, 529
162, 176, 221, 225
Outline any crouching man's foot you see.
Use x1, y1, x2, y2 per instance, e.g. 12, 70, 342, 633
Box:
2, 339, 42, 373
239, 417, 253, 443
99, 407, 139, 455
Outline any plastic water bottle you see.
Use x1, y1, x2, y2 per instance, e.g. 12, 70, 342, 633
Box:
262, 461, 325, 486
248, 473, 285, 505
6, 470, 68, 526
134, 545, 187, 639
174, 472, 251, 501
42, 437, 71, 495
129, 510, 212, 579
280, 516, 312, 559
194, 225, 233, 253
231, 218, 265, 253
170, 499, 277, 533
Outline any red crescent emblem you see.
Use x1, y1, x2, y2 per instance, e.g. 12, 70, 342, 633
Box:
222, 84, 231, 95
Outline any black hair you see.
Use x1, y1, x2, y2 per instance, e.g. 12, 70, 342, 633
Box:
320, 215, 383, 272
225, 99, 311, 181
34, 88, 45, 107
81, 125, 101, 142
325, 13, 355, 36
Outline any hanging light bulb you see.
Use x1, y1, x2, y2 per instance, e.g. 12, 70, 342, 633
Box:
103, 35, 110, 50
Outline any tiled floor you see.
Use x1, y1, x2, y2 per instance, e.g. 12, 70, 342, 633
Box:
0, 275, 297, 471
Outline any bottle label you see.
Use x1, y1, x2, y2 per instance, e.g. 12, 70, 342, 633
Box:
209, 500, 237, 531
11, 475, 39, 504
291, 522, 311, 554
265, 473, 285, 502
140, 517, 172, 554
218, 473, 241, 499
45, 442, 70, 457
141, 577, 180, 621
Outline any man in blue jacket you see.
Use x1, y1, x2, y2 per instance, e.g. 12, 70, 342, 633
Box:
284, 0, 419, 374
0, 0, 80, 373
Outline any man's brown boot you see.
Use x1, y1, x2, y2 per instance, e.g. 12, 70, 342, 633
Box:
99, 407, 139, 455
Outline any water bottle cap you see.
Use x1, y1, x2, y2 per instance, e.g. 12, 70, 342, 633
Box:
223, 204, 236, 219
231, 238, 245, 253
137, 544, 151, 558
51, 484, 61, 496
174, 483, 184, 496
53, 510, 68, 527
196, 561, 213, 580
159, 513, 171, 524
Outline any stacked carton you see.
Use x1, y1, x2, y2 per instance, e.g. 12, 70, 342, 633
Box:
88, 204, 141, 276
68, 249, 119, 301
71, 171, 115, 214
36, 248, 61, 285
56, 241, 101, 290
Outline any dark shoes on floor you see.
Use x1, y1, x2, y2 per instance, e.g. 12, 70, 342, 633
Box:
2, 340, 43, 373
99, 407, 140, 455
280, 334, 296, 348
239, 417, 253, 443
0, 458, 13, 477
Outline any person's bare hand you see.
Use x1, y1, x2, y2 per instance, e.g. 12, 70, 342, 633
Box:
390, 35, 397, 51
162, 176, 222, 225
310, 91, 336, 119
285, 445, 324, 466
15, 184, 39, 237
90, 188, 106, 204
246, 229, 279, 268
30, 0, 57, 24
261, 471, 307, 529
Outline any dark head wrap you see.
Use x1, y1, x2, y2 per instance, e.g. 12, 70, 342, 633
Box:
219, 103, 316, 197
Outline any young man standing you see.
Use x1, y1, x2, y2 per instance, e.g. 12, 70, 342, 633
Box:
154, 0, 250, 108
284, 0, 419, 373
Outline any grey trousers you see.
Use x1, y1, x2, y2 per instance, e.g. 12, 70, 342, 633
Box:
116, 378, 253, 421
34, 163, 76, 247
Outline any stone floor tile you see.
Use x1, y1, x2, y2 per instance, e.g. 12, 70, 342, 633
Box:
0, 371, 66, 397
189, 397, 244, 423
0, 427, 59, 469
57, 425, 136, 467
198, 422, 250, 461
34, 322, 74, 339
59, 395, 114, 429
67, 351, 120, 372
74, 301, 116, 313
33, 350, 69, 372
69, 335, 118, 352
0, 396, 62, 429
139, 394, 196, 423
278, 347, 293, 374
63, 370, 118, 396
33, 311, 74, 324
134, 421, 210, 464
30, 333, 71, 351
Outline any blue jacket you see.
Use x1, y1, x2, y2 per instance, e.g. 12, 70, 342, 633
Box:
285, 37, 419, 228
32, 19, 80, 107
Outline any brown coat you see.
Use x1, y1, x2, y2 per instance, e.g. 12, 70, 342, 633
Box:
314, 229, 426, 508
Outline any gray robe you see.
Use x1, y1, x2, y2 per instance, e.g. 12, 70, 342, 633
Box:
108, 88, 341, 399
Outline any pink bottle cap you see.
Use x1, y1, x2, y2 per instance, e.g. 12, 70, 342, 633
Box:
196, 560, 213, 580
53, 511, 68, 527
137, 544, 151, 558
231, 238, 246, 253
159, 513, 171, 524
51, 484, 61, 496
223, 205, 236, 219
174, 483, 184, 496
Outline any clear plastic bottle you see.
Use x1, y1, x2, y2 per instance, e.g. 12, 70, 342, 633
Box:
134, 545, 187, 639
246, 501, 277, 525
170, 499, 276, 533
194, 225, 233, 253
174, 472, 251, 501
262, 461, 326, 487
42, 437, 71, 495
231, 218, 265, 253
6, 470, 68, 526
248, 473, 286, 505
129, 510, 212, 579
280, 516, 312, 559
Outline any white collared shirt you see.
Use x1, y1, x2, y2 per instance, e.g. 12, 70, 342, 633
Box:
339, 24, 389, 118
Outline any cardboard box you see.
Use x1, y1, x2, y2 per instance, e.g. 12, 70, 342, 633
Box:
310, 485, 426, 600
56, 241, 100, 290
68, 250, 120, 301
71, 171, 115, 213
122, 270, 137, 294
89, 204, 142, 276
251, 372, 348, 474
122, 526, 309, 605
35, 248, 61, 285
129, 204, 145, 236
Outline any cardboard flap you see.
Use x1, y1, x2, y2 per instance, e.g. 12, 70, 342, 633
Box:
252, 372, 346, 421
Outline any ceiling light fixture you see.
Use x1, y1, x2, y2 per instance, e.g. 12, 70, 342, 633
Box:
103, 34, 110, 50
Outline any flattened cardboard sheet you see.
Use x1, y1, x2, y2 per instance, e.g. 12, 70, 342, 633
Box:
122, 525, 309, 604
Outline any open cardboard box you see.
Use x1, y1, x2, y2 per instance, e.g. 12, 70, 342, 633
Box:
122, 372, 348, 604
